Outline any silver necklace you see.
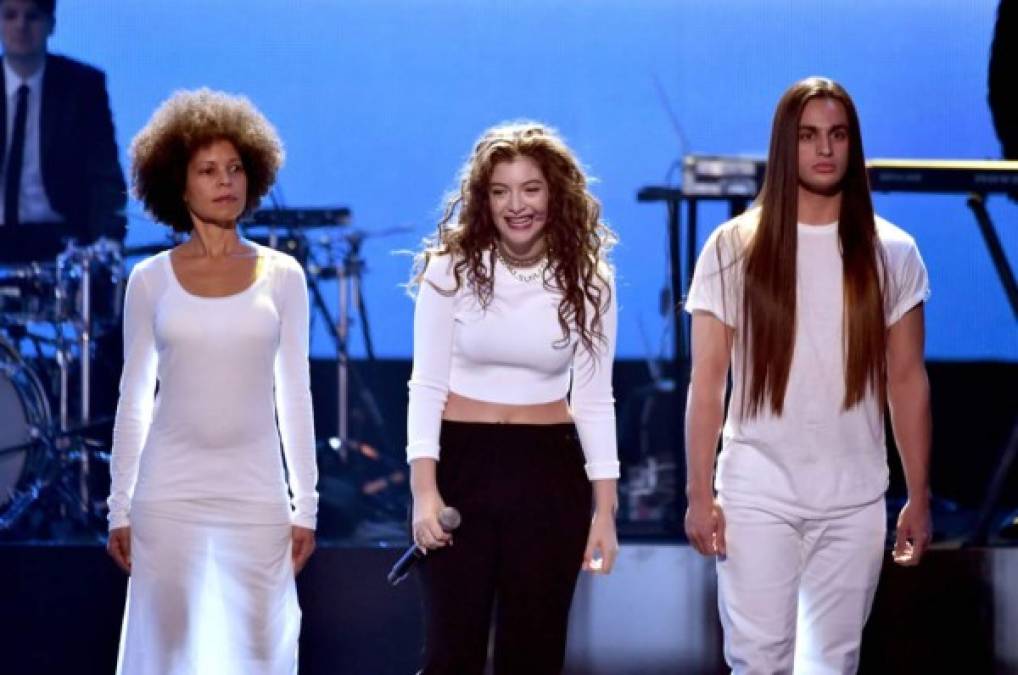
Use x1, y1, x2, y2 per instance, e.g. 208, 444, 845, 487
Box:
496, 247, 547, 283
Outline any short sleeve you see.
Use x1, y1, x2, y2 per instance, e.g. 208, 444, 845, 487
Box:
884, 235, 930, 326
684, 222, 745, 328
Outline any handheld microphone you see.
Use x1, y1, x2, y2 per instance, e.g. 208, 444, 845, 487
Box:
387, 506, 461, 586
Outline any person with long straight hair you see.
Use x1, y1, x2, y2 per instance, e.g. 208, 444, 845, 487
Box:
684, 77, 932, 673
105, 89, 317, 675
406, 121, 619, 674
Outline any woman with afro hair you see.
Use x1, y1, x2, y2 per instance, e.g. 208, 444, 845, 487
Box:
105, 89, 317, 675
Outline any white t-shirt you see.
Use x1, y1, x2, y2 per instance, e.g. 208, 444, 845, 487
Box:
685, 211, 929, 514
406, 252, 620, 480
106, 246, 318, 529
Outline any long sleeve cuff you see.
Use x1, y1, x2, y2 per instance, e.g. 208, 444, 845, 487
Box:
407, 440, 441, 463
107, 505, 131, 530
406, 378, 448, 464
291, 504, 317, 530
585, 461, 621, 480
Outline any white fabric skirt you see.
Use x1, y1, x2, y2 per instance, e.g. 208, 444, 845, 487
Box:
115, 502, 300, 675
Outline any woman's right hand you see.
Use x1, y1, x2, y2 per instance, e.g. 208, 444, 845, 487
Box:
107, 526, 132, 573
412, 490, 453, 551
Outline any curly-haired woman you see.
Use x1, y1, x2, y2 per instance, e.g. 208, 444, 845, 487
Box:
406, 121, 620, 674
105, 89, 317, 674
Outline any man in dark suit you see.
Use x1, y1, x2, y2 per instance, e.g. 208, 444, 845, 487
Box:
0, 0, 126, 263
0, 0, 127, 421
990, 0, 1018, 160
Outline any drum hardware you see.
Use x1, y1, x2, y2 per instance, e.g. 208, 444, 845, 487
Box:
0, 262, 57, 324
243, 212, 408, 454
317, 436, 408, 533
0, 238, 124, 537
0, 481, 42, 531
335, 231, 365, 445
54, 239, 121, 428
309, 226, 411, 455
245, 211, 413, 527
618, 374, 682, 529
0, 410, 114, 536
316, 227, 414, 523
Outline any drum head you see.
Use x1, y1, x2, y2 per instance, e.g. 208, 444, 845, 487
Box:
0, 343, 48, 506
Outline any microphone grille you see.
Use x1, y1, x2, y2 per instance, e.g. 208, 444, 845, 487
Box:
438, 506, 462, 532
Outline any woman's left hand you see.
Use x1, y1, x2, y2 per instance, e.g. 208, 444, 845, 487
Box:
582, 511, 619, 574
292, 526, 316, 574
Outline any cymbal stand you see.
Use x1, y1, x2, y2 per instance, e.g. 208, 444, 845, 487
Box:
301, 229, 392, 459
55, 242, 103, 519
337, 251, 351, 443
334, 233, 371, 443
77, 248, 93, 512
48, 333, 85, 528
51, 325, 71, 433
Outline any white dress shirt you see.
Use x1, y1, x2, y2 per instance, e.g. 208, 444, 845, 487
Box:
1, 56, 62, 225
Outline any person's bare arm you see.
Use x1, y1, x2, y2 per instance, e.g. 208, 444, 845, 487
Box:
684, 311, 733, 556
886, 304, 932, 566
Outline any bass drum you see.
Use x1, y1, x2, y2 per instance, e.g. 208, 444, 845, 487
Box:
0, 338, 50, 511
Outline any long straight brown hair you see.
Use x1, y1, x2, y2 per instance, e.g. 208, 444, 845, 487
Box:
740, 77, 886, 418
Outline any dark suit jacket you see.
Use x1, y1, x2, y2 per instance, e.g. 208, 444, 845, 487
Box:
0, 53, 127, 248
990, 0, 1018, 159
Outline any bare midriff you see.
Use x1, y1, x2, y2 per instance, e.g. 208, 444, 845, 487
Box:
442, 392, 571, 425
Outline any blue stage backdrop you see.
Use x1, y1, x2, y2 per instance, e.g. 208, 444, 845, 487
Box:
54, 0, 1016, 360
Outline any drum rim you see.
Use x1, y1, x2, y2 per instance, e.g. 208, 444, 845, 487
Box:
0, 335, 51, 439
0, 335, 51, 508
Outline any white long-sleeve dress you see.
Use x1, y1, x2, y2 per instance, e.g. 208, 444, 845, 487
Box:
107, 245, 318, 675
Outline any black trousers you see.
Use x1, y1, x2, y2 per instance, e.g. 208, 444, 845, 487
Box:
417, 421, 592, 675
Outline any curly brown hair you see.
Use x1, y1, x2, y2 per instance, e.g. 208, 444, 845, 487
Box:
412, 121, 616, 355
129, 88, 284, 233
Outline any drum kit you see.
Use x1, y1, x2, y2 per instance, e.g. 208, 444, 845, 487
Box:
0, 238, 124, 539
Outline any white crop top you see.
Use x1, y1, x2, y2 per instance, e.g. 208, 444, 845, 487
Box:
406, 253, 620, 480
106, 246, 318, 529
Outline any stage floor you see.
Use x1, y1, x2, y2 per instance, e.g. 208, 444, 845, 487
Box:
3, 543, 1017, 674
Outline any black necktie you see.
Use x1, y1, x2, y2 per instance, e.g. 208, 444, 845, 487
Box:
4, 83, 29, 227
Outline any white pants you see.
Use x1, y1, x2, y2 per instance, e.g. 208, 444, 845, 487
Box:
116, 504, 300, 675
717, 497, 885, 675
